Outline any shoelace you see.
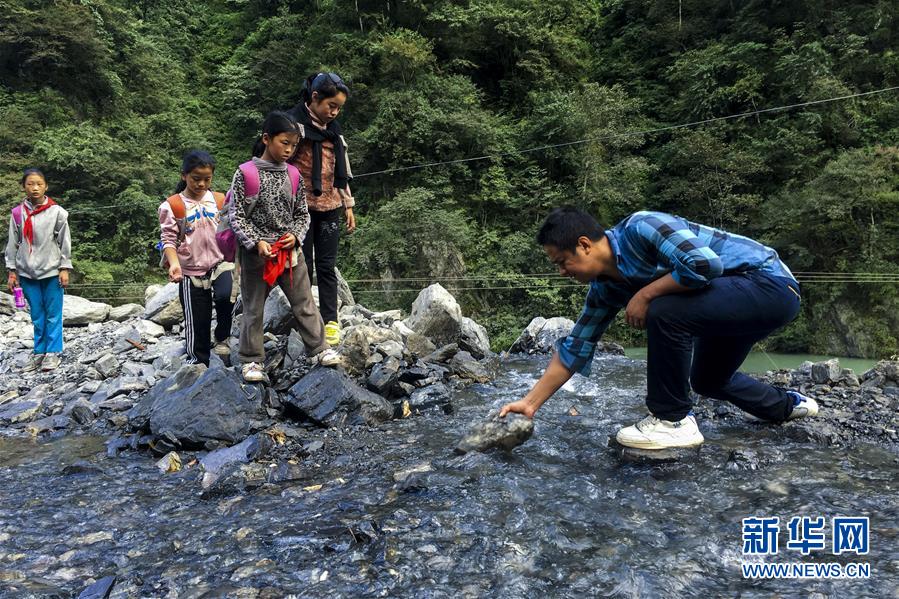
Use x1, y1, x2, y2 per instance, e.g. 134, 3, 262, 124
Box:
636, 416, 661, 432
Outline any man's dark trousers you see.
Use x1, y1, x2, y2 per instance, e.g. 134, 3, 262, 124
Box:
644, 270, 801, 422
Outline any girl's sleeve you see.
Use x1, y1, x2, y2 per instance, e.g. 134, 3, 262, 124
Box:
56, 208, 73, 270
158, 202, 180, 250
289, 184, 310, 245
228, 169, 266, 250
4, 215, 17, 271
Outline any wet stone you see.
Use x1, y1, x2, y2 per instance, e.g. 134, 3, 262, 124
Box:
106, 376, 149, 399
608, 437, 702, 463
285, 367, 393, 428
455, 412, 534, 454
94, 354, 118, 379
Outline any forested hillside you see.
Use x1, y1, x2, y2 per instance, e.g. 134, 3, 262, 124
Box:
2, 0, 897, 356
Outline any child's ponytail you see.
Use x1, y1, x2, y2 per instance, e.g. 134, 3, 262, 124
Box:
174, 150, 216, 194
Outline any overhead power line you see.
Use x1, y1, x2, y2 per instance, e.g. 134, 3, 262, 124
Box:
49, 85, 899, 212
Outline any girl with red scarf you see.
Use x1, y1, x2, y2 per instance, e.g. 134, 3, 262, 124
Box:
4, 169, 72, 372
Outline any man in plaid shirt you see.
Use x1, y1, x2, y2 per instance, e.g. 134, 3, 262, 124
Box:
500, 207, 819, 449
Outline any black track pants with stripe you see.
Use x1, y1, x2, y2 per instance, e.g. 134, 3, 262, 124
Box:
178, 271, 234, 366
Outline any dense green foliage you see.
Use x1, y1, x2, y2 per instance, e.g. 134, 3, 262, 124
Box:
2, 0, 897, 356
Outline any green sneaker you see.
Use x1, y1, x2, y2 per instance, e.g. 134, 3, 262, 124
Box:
324, 321, 341, 347
22, 354, 44, 373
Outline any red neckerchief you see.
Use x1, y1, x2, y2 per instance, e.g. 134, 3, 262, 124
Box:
261, 238, 294, 287
23, 197, 57, 251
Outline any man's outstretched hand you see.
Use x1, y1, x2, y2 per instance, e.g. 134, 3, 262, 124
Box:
499, 399, 537, 419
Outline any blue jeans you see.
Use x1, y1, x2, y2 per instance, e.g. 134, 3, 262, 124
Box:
20, 275, 65, 354
644, 271, 801, 422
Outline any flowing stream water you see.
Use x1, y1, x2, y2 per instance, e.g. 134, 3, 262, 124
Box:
1, 354, 896, 598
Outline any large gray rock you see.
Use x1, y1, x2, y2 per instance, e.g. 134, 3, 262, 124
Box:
128, 364, 206, 430
285, 367, 393, 427
456, 412, 534, 454
404, 284, 463, 346
263, 286, 295, 335
63, 295, 111, 326
143, 283, 182, 326
146, 366, 264, 446
450, 350, 492, 383
811, 359, 842, 385
108, 303, 143, 322
340, 324, 403, 373
510, 316, 574, 353
200, 434, 271, 490
459, 316, 491, 359
0, 291, 15, 316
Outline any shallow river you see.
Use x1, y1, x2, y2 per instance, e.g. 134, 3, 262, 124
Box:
1, 354, 897, 597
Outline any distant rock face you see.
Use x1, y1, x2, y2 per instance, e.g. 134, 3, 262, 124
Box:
63, 295, 111, 325
147, 365, 264, 446
456, 412, 534, 454
285, 367, 393, 427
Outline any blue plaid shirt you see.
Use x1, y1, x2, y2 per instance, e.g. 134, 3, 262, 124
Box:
556, 211, 796, 375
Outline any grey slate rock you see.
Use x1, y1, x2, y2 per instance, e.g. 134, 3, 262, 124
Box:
367, 357, 400, 396
450, 350, 492, 383
811, 359, 842, 384
200, 434, 272, 490
78, 575, 116, 599
148, 366, 264, 446
127, 363, 207, 430
285, 367, 393, 427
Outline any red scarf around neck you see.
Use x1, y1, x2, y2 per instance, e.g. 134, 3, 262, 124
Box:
22, 197, 57, 247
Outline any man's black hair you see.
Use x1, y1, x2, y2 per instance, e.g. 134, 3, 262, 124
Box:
536, 206, 605, 252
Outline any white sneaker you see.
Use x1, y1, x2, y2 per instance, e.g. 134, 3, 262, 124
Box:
241, 362, 266, 382
616, 413, 705, 449
22, 354, 44, 373
786, 391, 819, 420
41, 353, 61, 372
212, 339, 231, 356
311, 348, 342, 367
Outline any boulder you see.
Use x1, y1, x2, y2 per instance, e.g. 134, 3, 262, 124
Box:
139, 365, 263, 446
108, 303, 143, 322
450, 350, 491, 383
143, 283, 182, 326
459, 316, 491, 359
408, 382, 451, 413
285, 367, 393, 427
63, 295, 111, 326
0, 291, 15, 316
404, 284, 463, 346
510, 316, 573, 354
263, 286, 295, 335
455, 412, 534, 454
811, 359, 842, 385
367, 357, 400, 396
200, 434, 271, 490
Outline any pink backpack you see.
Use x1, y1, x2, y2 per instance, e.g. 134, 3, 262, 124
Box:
216, 161, 301, 262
